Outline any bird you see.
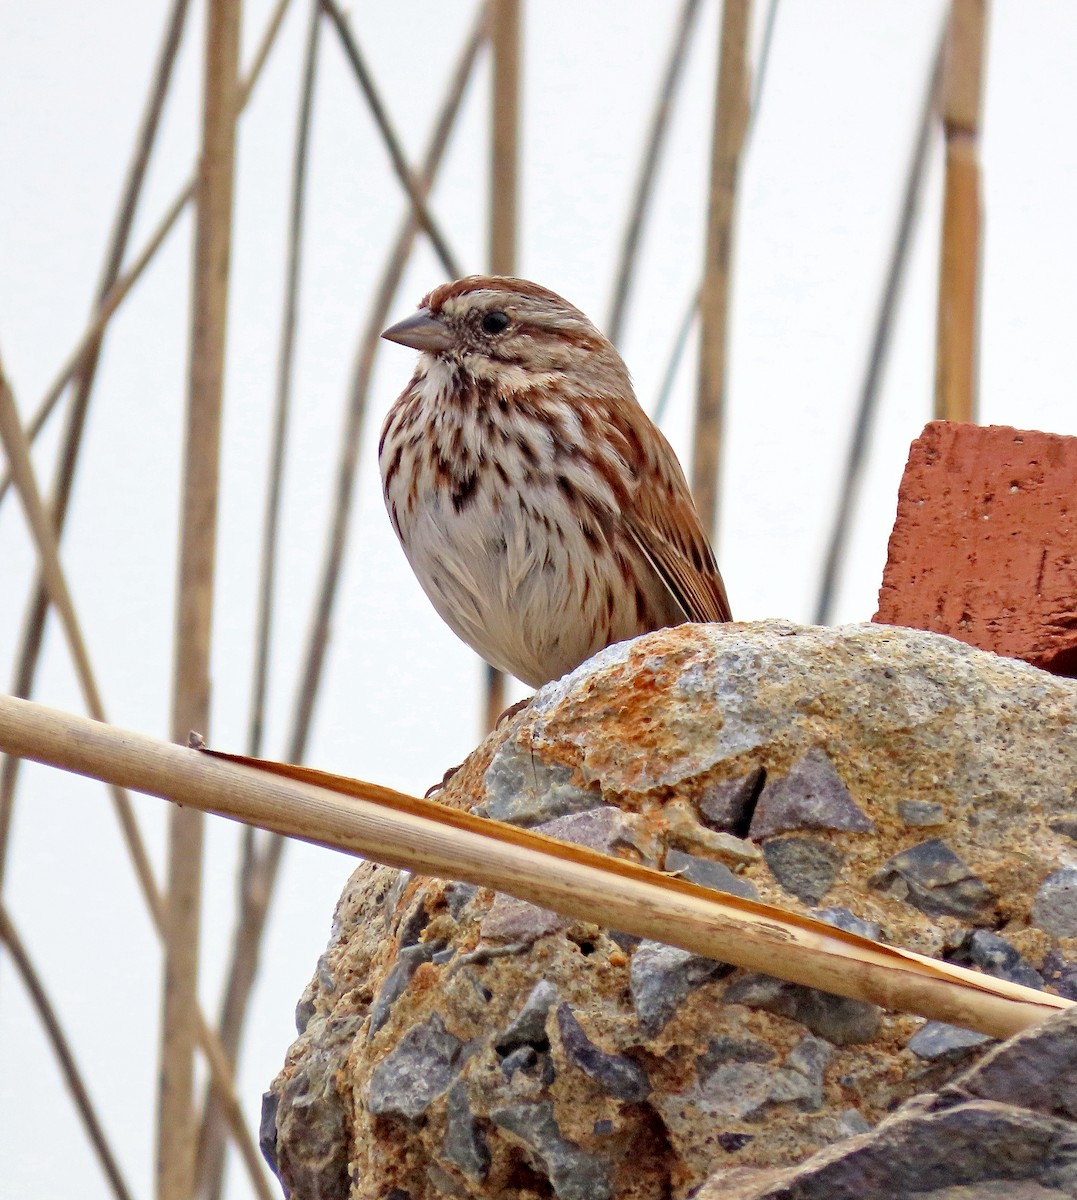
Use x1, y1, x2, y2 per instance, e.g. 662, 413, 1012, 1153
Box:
379, 275, 731, 691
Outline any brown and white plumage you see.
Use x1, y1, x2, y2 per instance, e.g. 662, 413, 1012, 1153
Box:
378, 275, 731, 688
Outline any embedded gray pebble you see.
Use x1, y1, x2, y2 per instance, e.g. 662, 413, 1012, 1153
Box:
534, 805, 656, 864
722, 974, 880, 1045
500, 1046, 540, 1078
948, 1006, 1077, 1122
443, 882, 479, 919
495, 979, 558, 1053
686, 1062, 783, 1121
480, 894, 567, 945
898, 799, 947, 827
491, 1101, 612, 1200
813, 906, 882, 941
369, 941, 448, 1037
259, 1091, 279, 1177
870, 838, 996, 920
697, 1035, 775, 1070
441, 1079, 490, 1181
766, 1035, 833, 1113
397, 899, 432, 947
555, 1003, 649, 1103
1032, 866, 1077, 938
697, 766, 764, 831
481, 747, 601, 826
761, 836, 843, 904
1041, 951, 1077, 1001
786, 1034, 835, 1086
367, 1014, 463, 1119
382, 872, 410, 931
749, 747, 874, 839
766, 1066, 822, 1111
664, 848, 759, 899
906, 1021, 993, 1061
1049, 817, 1077, 842
629, 941, 733, 1036
947, 929, 1043, 990
294, 993, 316, 1036
838, 1107, 872, 1137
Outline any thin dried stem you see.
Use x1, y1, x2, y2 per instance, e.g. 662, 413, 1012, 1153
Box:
0, 0, 295, 512
0, 0, 190, 890
691, 0, 752, 541
0, 902, 136, 1200
239, 0, 293, 107
321, 0, 464, 278
935, 0, 987, 421
247, 0, 322, 774
813, 30, 946, 625
488, 0, 520, 277
607, 0, 703, 346
651, 0, 780, 427
0, 366, 276, 1200
192, 15, 487, 1195
195, 4, 322, 1196
159, 0, 241, 1195
0, 692, 1068, 1042
482, 0, 521, 731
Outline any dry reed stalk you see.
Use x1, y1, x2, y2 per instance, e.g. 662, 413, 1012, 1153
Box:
321, 0, 463, 278
691, 0, 752, 539
607, 0, 703, 346
160, 0, 241, 1196
935, 0, 987, 422
0, 0, 295, 512
489, 0, 520, 278
652, 0, 780, 427
481, 0, 522, 732
0, 365, 274, 1200
813, 29, 946, 625
0, 903, 135, 1200
0, 0, 190, 897
196, 14, 488, 1186
195, 5, 323, 1196
0, 691, 1069, 1040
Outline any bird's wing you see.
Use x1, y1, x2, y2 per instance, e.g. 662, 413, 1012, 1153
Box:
619, 422, 732, 625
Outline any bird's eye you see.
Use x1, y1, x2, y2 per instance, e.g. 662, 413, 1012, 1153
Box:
481, 311, 510, 334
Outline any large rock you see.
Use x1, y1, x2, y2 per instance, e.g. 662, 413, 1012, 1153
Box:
264, 621, 1077, 1199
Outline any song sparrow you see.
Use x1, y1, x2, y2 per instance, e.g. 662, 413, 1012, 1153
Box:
379, 276, 731, 689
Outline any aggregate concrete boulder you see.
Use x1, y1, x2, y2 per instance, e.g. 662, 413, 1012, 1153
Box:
264, 621, 1077, 1199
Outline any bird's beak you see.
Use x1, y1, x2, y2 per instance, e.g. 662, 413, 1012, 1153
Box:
381, 307, 454, 353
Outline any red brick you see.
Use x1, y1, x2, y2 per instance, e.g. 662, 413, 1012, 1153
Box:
874, 420, 1077, 676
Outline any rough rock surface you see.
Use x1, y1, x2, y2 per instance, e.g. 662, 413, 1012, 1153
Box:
265, 621, 1077, 1199
697, 1006, 1077, 1199
875, 420, 1077, 676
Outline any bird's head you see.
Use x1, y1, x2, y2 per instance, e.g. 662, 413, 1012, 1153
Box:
381, 275, 631, 398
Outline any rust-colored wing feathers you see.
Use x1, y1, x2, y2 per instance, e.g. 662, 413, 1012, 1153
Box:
617, 410, 733, 625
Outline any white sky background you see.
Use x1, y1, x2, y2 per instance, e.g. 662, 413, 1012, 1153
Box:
1, 1, 1076, 1196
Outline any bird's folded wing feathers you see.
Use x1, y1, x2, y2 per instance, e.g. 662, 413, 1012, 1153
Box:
623, 480, 733, 625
